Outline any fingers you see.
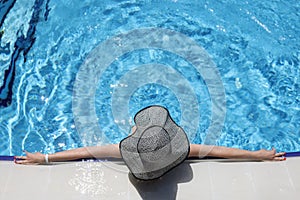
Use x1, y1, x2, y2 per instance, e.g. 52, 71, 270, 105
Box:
14, 156, 39, 165
15, 159, 28, 164
14, 152, 34, 165
15, 156, 26, 160
14, 156, 27, 164
269, 148, 286, 161
275, 152, 286, 157
272, 156, 286, 161
15, 160, 38, 165
273, 151, 286, 161
14, 151, 30, 164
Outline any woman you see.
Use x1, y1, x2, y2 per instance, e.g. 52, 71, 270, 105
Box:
15, 106, 286, 166
15, 142, 286, 165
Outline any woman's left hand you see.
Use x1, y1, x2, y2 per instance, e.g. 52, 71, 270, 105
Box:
14, 151, 45, 165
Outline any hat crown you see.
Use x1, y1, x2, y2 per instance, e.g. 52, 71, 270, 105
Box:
134, 106, 168, 128
137, 126, 171, 163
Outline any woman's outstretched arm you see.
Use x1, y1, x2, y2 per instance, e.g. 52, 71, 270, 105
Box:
189, 144, 286, 161
15, 144, 121, 165
15, 143, 286, 165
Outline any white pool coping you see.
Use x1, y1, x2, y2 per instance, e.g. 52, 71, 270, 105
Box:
1, 157, 299, 200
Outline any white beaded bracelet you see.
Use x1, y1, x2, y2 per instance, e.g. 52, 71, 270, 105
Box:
45, 154, 49, 164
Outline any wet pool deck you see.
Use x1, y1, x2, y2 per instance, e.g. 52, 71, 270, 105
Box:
1, 157, 299, 200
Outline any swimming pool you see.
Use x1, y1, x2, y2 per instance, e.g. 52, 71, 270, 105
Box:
0, 0, 299, 156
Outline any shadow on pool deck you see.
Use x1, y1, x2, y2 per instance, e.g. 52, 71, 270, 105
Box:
129, 162, 193, 200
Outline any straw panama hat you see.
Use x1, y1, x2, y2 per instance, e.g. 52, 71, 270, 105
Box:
119, 105, 190, 180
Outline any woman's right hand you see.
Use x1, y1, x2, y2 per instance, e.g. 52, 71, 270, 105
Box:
255, 148, 286, 161
14, 151, 46, 165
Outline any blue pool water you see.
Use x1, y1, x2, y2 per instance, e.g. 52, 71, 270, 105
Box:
0, 0, 299, 156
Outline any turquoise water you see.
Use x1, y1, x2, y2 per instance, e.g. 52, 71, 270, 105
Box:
0, 0, 299, 156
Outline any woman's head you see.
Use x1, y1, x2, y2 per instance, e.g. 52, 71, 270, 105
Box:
119, 105, 190, 180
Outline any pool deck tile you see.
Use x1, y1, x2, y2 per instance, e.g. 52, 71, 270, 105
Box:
0, 157, 299, 200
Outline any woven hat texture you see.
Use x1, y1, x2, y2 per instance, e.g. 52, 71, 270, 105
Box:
119, 105, 190, 180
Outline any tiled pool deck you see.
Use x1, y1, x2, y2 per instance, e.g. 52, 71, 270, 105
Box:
1, 156, 299, 200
